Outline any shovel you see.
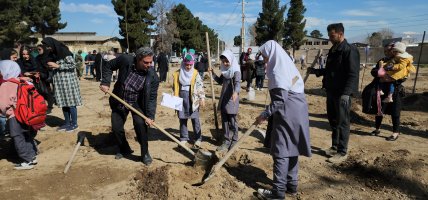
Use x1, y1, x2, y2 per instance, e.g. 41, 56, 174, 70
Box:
64, 132, 86, 174
195, 122, 258, 185
106, 90, 213, 162
303, 49, 322, 83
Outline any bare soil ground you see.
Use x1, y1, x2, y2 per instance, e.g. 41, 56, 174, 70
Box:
0, 65, 427, 200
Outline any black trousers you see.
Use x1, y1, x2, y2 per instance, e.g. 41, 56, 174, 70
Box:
326, 92, 351, 155
111, 106, 149, 155
375, 115, 400, 133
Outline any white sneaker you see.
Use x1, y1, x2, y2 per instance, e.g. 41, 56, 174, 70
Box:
194, 140, 202, 148
14, 162, 35, 170
179, 141, 188, 146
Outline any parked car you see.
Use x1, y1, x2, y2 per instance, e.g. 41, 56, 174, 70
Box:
170, 56, 182, 63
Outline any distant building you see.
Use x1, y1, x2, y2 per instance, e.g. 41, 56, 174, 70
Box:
35, 32, 122, 53
300, 36, 332, 50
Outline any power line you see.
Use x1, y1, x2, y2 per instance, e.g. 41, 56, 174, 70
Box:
347, 22, 428, 32
218, 0, 240, 29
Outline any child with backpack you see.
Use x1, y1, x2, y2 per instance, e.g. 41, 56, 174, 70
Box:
208, 50, 241, 152
172, 54, 206, 148
0, 60, 40, 170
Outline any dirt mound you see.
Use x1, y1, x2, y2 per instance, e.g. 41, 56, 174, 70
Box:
402, 92, 428, 112
335, 150, 428, 198
131, 165, 171, 199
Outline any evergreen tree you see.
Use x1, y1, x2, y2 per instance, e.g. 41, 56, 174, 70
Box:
255, 0, 286, 46
112, 0, 156, 52
233, 35, 241, 46
310, 29, 323, 38
167, 4, 218, 54
167, 4, 201, 54
26, 0, 67, 39
0, 0, 33, 47
283, 0, 307, 55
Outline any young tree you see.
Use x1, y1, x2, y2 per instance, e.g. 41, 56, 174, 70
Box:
283, 0, 307, 55
255, 0, 286, 46
0, 0, 34, 47
112, 0, 156, 52
310, 29, 323, 38
27, 0, 67, 39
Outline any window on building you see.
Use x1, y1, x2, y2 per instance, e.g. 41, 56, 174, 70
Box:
306, 41, 313, 45
314, 41, 320, 45
322, 41, 329, 45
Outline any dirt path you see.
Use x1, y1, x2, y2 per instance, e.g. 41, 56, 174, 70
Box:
0, 66, 427, 199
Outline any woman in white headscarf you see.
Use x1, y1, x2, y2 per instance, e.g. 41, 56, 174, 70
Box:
0, 60, 38, 170
172, 53, 206, 148
255, 40, 311, 199
208, 49, 241, 152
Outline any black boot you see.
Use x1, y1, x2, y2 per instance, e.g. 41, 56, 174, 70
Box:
141, 143, 152, 166
142, 152, 152, 165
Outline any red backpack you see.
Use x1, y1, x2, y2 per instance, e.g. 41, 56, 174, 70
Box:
8, 79, 47, 130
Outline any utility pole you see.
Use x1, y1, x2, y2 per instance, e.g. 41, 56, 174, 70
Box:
125, 0, 129, 53
241, 0, 245, 55
217, 37, 220, 63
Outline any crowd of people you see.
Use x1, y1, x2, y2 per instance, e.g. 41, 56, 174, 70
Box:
0, 22, 416, 199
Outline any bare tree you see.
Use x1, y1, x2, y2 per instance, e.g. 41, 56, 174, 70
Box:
366, 28, 394, 47
151, 0, 176, 53
248, 23, 257, 46
380, 28, 394, 39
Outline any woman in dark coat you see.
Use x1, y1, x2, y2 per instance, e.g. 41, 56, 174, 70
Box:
369, 43, 404, 141
255, 40, 311, 200
35, 44, 55, 110
157, 52, 169, 82
42, 37, 82, 132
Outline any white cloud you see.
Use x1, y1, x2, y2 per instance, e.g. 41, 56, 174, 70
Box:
60, 2, 117, 18
194, 12, 241, 28
305, 17, 326, 28
90, 18, 105, 24
341, 9, 377, 16
402, 31, 421, 35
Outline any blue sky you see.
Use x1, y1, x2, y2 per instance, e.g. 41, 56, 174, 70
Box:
60, 0, 428, 47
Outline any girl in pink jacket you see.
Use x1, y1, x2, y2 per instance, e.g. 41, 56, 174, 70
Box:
0, 60, 38, 170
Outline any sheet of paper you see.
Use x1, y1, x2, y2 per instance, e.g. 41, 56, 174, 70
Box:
160, 93, 183, 111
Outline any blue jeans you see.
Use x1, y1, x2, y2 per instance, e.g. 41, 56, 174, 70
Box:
62, 106, 78, 126
0, 115, 7, 135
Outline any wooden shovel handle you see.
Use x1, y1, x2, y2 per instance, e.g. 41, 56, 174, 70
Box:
106, 90, 195, 156
213, 123, 258, 173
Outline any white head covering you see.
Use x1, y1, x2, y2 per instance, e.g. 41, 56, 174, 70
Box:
0, 60, 21, 80
179, 54, 195, 91
259, 40, 304, 93
220, 49, 240, 79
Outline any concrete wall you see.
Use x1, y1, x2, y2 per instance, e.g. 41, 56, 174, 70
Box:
292, 44, 428, 65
